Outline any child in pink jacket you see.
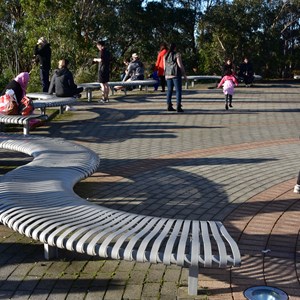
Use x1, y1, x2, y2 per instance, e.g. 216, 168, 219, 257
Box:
218, 70, 238, 110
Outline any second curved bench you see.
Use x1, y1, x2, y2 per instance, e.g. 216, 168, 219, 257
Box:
0, 134, 241, 295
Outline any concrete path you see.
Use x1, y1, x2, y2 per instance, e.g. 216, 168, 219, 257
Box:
0, 82, 299, 299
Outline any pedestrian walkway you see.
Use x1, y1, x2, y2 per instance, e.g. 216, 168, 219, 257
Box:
0, 82, 299, 299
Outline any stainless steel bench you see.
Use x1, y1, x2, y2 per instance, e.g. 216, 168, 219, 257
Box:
0, 114, 48, 135
184, 74, 263, 89
27, 92, 78, 114
79, 80, 158, 102
0, 134, 241, 295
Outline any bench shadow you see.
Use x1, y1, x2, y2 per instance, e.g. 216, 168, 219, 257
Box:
1, 82, 299, 298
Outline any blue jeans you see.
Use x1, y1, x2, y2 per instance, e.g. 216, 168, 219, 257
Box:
166, 77, 182, 107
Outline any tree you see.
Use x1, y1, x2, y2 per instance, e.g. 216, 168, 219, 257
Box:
197, 0, 300, 78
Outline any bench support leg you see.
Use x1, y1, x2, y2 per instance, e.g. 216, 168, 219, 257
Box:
294, 171, 300, 193
86, 90, 92, 102
23, 123, 30, 135
188, 266, 199, 295
44, 244, 58, 260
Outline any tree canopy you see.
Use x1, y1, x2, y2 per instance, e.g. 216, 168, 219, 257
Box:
0, 0, 299, 91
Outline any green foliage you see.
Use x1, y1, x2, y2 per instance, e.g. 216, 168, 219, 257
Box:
0, 68, 15, 92
197, 0, 300, 77
0, 0, 299, 83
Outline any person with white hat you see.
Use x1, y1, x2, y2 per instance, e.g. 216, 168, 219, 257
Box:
34, 37, 52, 92
114, 53, 145, 91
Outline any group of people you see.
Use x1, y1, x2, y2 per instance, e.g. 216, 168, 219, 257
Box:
154, 45, 255, 112
222, 57, 254, 86
34, 37, 83, 101
97, 41, 187, 113
1, 34, 255, 114
0, 36, 84, 114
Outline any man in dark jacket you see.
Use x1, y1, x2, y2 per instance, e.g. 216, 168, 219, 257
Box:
238, 57, 254, 86
34, 37, 52, 92
48, 59, 83, 97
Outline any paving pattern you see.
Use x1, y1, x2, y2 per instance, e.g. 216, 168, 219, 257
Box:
0, 82, 300, 299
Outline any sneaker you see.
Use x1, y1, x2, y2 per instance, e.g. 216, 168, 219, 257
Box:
294, 184, 300, 193
229, 104, 233, 108
65, 105, 76, 111
177, 106, 184, 113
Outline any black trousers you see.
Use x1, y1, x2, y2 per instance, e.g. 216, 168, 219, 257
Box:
40, 68, 50, 92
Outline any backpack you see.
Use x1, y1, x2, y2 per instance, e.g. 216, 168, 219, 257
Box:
223, 79, 234, 90
165, 52, 181, 77
19, 96, 34, 116
0, 89, 19, 115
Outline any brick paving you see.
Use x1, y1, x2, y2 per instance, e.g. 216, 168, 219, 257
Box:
0, 82, 300, 299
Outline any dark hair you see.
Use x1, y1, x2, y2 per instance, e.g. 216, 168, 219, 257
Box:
225, 69, 232, 76
166, 43, 176, 57
169, 43, 176, 52
97, 40, 106, 46
160, 42, 168, 51
59, 59, 69, 68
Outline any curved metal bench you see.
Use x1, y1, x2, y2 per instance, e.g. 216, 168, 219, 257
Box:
79, 80, 158, 102
27, 92, 77, 114
185, 74, 263, 89
0, 134, 241, 295
0, 114, 48, 135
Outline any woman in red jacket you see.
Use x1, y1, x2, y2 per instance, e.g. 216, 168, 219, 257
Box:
155, 43, 168, 92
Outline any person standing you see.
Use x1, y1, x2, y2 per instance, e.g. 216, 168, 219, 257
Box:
34, 37, 51, 92
164, 43, 187, 113
222, 58, 235, 76
238, 57, 254, 87
217, 69, 238, 110
155, 43, 168, 92
93, 40, 110, 103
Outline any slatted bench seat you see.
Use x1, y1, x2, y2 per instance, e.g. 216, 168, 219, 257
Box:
108, 79, 158, 96
185, 75, 222, 89
0, 134, 241, 295
0, 114, 48, 135
78, 82, 100, 102
27, 92, 77, 114
78, 80, 158, 102
185, 74, 263, 89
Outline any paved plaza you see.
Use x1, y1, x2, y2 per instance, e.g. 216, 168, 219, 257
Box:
0, 81, 300, 299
